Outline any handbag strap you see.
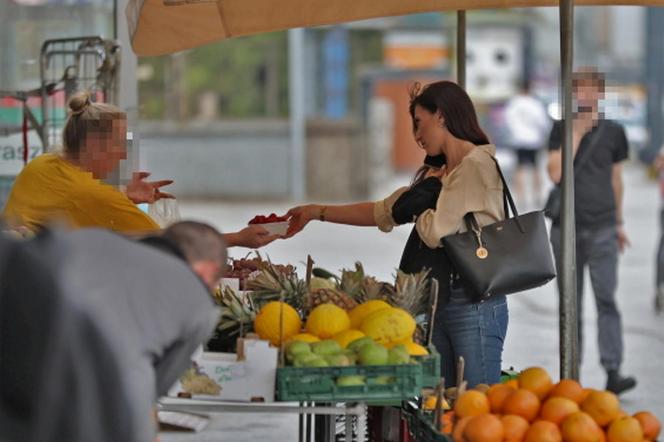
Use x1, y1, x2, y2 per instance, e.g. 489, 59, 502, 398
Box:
463, 149, 523, 234
571, 121, 606, 173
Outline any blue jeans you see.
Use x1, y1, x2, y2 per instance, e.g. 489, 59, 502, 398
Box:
432, 284, 509, 388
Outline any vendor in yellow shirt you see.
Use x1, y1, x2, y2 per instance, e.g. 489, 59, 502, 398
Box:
3, 92, 166, 233
2, 92, 280, 248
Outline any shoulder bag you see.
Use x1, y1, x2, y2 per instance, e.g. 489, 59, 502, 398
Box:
441, 156, 556, 301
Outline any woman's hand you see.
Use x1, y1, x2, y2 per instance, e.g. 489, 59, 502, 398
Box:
285, 205, 318, 238
125, 172, 174, 204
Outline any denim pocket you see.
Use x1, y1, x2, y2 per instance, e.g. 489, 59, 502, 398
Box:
492, 301, 509, 342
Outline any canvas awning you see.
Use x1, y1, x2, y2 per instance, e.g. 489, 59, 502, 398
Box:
126, 0, 661, 56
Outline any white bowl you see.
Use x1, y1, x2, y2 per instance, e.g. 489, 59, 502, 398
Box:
254, 221, 289, 236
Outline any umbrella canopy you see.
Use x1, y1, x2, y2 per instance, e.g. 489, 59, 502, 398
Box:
126, 0, 658, 56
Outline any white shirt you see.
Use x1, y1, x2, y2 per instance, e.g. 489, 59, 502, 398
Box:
504, 94, 551, 150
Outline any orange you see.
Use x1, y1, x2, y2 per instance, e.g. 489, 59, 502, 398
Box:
454, 390, 490, 418
540, 396, 580, 425
463, 413, 504, 442
524, 420, 562, 442
453, 416, 473, 442
548, 379, 585, 403
439, 411, 455, 434
597, 427, 607, 442
633, 411, 661, 441
518, 367, 553, 400
561, 411, 603, 442
581, 390, 621, 427
505, 378, 519, 389
580, 388, 595, 403
606, 416, 644, 442
503, 389, 541, 422
487, 383, 516, 414
502, 414, 530, 442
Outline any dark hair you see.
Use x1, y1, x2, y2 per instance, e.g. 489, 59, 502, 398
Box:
408, 81, 489, 183
408, 81, 490, 146
162, 221, 227, 279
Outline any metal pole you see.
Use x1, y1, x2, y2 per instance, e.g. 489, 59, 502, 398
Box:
288, 28, 306, 200
457, 10, 466, 88
645, 8, 664, 164
559, 0, 579, 381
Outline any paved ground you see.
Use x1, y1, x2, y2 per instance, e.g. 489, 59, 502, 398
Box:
161, 160, 664, 441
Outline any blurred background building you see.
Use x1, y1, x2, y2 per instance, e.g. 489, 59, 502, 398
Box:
0, 1, 660, 204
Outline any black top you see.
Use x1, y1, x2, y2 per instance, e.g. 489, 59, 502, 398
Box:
391, 177, 456, 303
548, 119, 629, 229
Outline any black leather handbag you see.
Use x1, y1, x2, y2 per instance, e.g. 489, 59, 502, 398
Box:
441, 157, 556, 301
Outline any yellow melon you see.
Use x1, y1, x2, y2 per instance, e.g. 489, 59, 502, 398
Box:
403, 341, 429, 355
348, 300, 392, 328
254, 301, 302, 346
306, 303, 351, 339
287, 333, 320, 343
360, 307, 416, 345
332, 329, 365, 348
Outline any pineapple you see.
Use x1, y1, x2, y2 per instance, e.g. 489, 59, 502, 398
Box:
338, 262, 365, 299
306, 288, 358, 312
357, 276, 397, 303
214, 286, 256, 338
391, 269, 431, 317
245, 260, 307, 311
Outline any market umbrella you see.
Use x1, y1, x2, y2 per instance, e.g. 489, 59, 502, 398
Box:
126, 0, 657, 56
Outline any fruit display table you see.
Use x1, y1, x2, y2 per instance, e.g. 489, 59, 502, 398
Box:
158, 397, 369, 442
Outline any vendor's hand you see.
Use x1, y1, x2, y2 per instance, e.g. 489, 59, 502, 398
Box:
125, 172, 175, 204
617, 225, 631, 253
234, 225, 280, 249
285, 205, 317, 238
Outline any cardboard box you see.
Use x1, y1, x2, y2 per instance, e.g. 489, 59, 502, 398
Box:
170, 338, 278, 402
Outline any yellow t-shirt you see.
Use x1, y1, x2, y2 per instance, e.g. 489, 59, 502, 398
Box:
2, 153, 160, 233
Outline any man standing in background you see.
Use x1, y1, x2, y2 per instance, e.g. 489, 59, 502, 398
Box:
547, 68, 636, 395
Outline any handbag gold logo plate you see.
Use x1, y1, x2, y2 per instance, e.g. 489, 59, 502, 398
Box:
476, 247, 488, 259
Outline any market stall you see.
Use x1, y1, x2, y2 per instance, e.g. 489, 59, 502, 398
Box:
125, 0, 664, 440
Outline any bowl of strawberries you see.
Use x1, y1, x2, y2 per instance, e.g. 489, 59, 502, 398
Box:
248, 213, 290, 236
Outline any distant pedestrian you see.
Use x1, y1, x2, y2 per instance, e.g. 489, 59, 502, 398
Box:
547, 68, 636, 395
504, 80, 551, 209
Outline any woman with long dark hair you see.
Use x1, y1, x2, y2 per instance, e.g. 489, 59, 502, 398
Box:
285, 81, 508, 386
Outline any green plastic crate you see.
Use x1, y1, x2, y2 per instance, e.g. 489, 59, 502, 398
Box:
414, 346, 441, 388
402, 402, 453, 442
277, 363, 424, 402
500, 367, 519, 383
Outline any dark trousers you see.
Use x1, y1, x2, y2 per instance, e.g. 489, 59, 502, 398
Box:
550, 225, 623, 371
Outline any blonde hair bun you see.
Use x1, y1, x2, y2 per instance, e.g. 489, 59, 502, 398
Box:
68, 91, 91, 115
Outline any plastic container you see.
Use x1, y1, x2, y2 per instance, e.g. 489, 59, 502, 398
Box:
277, 363, 424, 402
402, 401, 453, 442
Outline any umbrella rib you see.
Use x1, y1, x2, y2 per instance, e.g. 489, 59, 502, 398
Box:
216, 0, 231, 38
